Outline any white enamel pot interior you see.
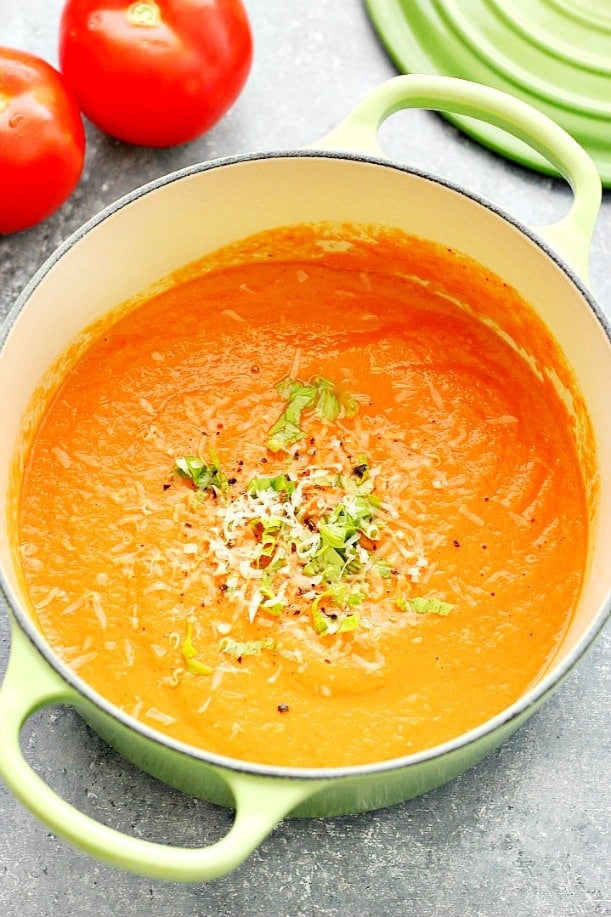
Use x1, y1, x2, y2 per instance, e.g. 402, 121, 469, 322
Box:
0, 76, 609, 882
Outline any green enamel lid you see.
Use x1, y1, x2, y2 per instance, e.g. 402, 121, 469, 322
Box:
365, 0, 611, 186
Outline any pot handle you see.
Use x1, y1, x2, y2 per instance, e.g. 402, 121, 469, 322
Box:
314, 75, 601, 283
0, 620, 323, 882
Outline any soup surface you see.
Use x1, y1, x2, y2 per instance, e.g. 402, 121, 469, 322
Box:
17, 224, 589, 768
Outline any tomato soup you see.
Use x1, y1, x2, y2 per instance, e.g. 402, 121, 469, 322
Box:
16, 224, 589, 768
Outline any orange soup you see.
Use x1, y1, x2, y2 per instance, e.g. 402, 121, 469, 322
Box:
16, 224, 589, 768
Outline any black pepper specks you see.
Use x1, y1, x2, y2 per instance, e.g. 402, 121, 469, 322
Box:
277, 703, 289, 714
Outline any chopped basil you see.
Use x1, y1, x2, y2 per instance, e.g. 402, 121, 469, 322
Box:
304, 494, 381, 583
310, 375, 359, 422
220, 636, 276, 657
181, 623, 213, 675
312, 606, 360, 636
175, 451, 228, 495
266, 379, 317, 452
313, 376, 340, 422
375, 560, 394, 579
311, 584, 363, 635
304, 545, 347, 584
248, 473, 297, 496
181, 622, 198, 659
266, 375, 359, 452
185, 657, 215, 676
397, 596, 455, 616
259, 584, 283, 615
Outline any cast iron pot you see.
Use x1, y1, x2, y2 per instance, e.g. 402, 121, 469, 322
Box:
0, 76, 609, 882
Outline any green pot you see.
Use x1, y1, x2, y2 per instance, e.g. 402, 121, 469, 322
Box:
0, 75, 609, 882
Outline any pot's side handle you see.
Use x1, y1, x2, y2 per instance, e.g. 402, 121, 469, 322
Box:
0, 621, 323, 882
314, 75, 601, 283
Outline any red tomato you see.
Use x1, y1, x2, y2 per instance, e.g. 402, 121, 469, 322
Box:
59, 0, 253, 147
0, 47, 85, 234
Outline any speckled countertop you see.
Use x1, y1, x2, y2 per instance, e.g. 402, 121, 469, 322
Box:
0, 2, 609, 914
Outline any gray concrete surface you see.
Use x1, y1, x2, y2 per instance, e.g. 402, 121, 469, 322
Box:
0, 1, 609, 914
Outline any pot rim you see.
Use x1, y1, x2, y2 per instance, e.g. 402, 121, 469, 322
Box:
1, 147, 610, 782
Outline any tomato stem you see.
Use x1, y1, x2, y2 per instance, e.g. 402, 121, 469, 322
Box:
127, 1, 161, 28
